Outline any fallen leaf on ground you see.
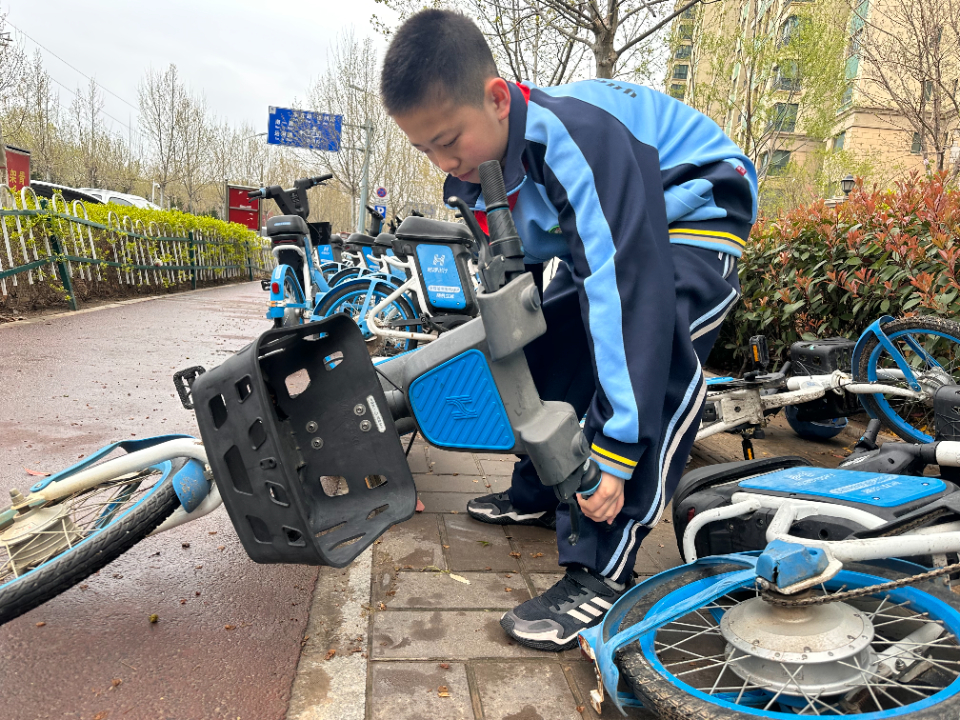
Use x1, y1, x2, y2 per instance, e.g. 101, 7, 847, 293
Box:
148, 614, 158, 624
448, 573, 470, 584
477, 540, 490, 547
93, 712, 108, 720
224, 624, 235, 630
111, 679, 122, 688
378, 602, 386, 610
439, 662, 450, 669
415, 497, 425, 512
24, 467, 50, 477
35, 622, 45, 627
529, 552, 544, 558
576, 705, 585, 713
438, 685, 450, 697
505, 587, 513, 592
325, 649, 336, 660
509, 552, 521, 559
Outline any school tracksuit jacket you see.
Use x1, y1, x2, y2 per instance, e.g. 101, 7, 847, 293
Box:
444, 79, 759, 583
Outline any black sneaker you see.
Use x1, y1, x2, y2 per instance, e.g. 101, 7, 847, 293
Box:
500, 566, 627, 651
466, 492, 556, 529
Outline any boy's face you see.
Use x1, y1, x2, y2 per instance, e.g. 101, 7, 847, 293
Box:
391, 78, 511, 185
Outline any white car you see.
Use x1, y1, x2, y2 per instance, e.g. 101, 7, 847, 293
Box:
78, 188, 162, 210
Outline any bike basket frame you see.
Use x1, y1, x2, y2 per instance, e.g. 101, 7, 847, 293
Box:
191, 314, 416, 567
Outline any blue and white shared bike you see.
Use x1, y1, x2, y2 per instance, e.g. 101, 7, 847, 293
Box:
8, 160, 960, 718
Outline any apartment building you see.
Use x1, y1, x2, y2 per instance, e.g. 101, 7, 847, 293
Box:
665, 0, 954, 184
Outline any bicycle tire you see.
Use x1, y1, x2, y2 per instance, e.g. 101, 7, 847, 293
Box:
617, 561, 960, 719
855, 316, 960, 442
0, 459, 181, 626
328, 267, 363, 287
314, 282, 419, 357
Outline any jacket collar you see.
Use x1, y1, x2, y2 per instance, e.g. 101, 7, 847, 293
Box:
442, 82, 529, 210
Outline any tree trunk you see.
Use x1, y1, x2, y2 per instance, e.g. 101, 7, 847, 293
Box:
593, 18, 618, 78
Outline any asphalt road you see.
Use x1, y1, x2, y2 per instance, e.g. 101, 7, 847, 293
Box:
0, 283, 318, 720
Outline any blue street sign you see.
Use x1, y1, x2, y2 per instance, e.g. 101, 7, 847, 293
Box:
373, 204, 387, 218
267, 107, 342, 151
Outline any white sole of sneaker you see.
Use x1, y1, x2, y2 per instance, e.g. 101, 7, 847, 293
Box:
469, 506, 548, 522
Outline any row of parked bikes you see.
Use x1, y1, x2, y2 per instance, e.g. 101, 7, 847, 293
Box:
254, 173, 476, 359
5, 167, 960, 717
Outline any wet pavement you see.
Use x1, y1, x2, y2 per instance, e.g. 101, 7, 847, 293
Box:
0, 283, 318, 720
0, 281, 866, 720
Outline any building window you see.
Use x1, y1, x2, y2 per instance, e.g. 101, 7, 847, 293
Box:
834, 131, 846, 151
769, 150, 792, 175
924, 80, 934, 101
775, 62, 801, 91
669, 84, 686, 99
681, 6, 696, 18
673, 64, 689, 80
841, 83, 854, 109
679, 24, 694, 40
912, 132, 924, 154
770, 103, 799, 132
780, 16, 800, 46
674, 44, 692, 59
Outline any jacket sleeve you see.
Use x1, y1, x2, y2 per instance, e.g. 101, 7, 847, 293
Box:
525, 94, 676, 481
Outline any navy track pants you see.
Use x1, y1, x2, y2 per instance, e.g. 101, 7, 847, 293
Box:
508, 245, 740, 584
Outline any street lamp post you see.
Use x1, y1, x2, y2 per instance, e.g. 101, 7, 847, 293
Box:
347, 83, 375, 234
840, 174, 855, 198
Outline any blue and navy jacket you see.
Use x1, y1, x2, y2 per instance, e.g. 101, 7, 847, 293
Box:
444, 79, 758, 480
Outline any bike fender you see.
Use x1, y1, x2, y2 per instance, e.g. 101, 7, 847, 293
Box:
268, 265, 306, 319
30, 434, 197, 492
171, 458, 211, 512
328, 276, 400, 297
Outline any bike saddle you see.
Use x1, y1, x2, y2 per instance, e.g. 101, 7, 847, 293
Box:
394, 216, 476, 249
346, 232, 377, 247
266, 215, 310, 242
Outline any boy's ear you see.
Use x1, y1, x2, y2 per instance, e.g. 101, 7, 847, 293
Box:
485, 77, 511, 120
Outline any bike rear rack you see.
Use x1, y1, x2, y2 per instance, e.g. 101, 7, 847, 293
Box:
190, 315, 416, 567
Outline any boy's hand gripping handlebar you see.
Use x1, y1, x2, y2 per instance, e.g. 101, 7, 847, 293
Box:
449, 159, 602, 545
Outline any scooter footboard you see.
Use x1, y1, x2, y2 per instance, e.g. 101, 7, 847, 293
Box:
191, 315, 416, 567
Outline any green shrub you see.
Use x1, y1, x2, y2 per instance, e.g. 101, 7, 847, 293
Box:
714, 171, 960, 369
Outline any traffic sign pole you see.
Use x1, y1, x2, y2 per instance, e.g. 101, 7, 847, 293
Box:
356, 123, 373, 234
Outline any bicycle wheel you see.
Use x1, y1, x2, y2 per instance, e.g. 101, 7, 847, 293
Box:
618, 561, 960, 718
855, 317, 960, 442
0, 459, 181, 625
328, 267, 363, 287
784, 405, 848, 441
314, 282, 419, 357
273, 275, 303, 328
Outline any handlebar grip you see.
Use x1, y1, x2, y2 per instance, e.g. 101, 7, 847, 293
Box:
310, 174, 333, 186
478, 160, 508, 209
247, 188, 264, 199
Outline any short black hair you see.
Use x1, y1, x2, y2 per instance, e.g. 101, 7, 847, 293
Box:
380, 9, 499, 116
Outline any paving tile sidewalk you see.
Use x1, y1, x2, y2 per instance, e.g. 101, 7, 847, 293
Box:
288, 413, 863, 720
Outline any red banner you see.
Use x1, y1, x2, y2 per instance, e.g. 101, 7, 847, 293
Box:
6, 146, 30, 193
225, 183, 261, 231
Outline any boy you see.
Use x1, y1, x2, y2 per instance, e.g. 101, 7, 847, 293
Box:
380, 9, 757, 651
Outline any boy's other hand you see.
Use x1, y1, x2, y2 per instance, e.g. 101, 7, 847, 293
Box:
577, 471, 624, 525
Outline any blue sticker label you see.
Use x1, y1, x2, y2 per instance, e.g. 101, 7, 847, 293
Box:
317, 244, 334, 261
739, 467, 945, 507
416, 244, 465, 310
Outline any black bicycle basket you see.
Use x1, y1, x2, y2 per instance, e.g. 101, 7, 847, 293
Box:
190, 314, 416, 567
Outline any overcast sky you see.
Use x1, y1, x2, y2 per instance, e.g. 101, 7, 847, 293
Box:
7, 0, 393, 136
